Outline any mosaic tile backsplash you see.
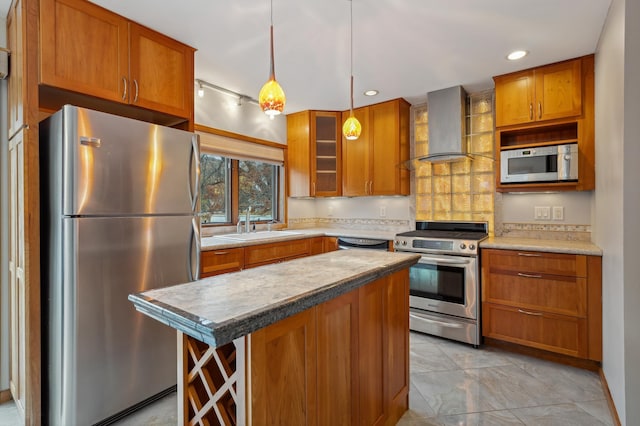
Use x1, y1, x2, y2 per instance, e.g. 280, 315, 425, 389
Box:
413, 91, 496, 235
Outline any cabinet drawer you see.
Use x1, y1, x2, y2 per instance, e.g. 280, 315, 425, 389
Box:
483, 248, 586, 277
201, 248, 244, 278
483, 303, 588, 358
245, 239, 310, 268
484, 272, 586, 317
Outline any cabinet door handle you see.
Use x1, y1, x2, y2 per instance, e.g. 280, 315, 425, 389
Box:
517, 252, 541, 257
122, 77, 128, 101
518, 309, 543, 316
529, 103, 533, 120
369, 181, 373, 195
133, 79, 139, 103
312, 181, 316, 196
517, 272, 542, 279
214, 251, 229, 255
538, 101, 542, 119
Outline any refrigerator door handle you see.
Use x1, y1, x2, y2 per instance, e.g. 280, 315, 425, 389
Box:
189, 217, 201, 281
189, 135, 200, 213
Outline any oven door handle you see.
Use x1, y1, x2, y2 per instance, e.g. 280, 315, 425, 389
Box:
417, 255, 472, 266
410, 313, 464, 328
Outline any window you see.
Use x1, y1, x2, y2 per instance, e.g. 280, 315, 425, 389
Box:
200, 154, 280, 225
200, 155, 231, 224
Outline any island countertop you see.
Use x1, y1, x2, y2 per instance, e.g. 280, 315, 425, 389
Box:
129, 249, 420, 348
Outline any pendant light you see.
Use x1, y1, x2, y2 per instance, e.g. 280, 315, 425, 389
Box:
259, 0, 286, 119
342, 0, 361, 140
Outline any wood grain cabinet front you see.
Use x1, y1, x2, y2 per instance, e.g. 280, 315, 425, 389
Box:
40, 0, 194, 119
481, 248, 602, 361
244, 238, 311, 268
495, 58, 582, 127
200, 248, 244, 278
342, 99, 410, 196
249, 269, 409, 425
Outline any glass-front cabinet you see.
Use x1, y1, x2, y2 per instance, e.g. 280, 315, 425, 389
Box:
287, 110, 342, 197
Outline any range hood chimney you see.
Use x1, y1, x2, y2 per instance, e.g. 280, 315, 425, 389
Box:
423, 85, 468, 163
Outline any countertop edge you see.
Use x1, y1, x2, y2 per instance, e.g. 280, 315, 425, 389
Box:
129, 253, 420, 348
480, 237, 603, 256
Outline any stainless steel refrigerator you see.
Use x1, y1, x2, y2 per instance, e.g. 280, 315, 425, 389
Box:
39, 105, 200, 425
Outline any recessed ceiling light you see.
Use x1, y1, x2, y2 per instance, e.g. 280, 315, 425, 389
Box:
364, 89, 379, 96
507, 50, 528, 61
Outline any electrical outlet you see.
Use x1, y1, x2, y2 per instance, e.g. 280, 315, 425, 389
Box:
327, 206, 334, 217
552, 206, 564, 221
379, 206, 387, 218
534, 206, 551, 220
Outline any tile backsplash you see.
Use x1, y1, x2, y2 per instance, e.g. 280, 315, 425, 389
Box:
413, 91, 496, 235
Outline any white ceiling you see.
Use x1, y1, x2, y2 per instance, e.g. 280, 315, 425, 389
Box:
3, 0, 611, 114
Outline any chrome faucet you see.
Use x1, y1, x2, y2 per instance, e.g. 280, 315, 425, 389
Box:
245, 206, 251, 233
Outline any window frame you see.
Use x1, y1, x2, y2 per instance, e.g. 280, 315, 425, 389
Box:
196, 125, 285, 227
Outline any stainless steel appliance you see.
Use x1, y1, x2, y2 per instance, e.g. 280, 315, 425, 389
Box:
40, 105, 200, 425
500, 143, 578, 184
337, 236, 389, 251
394, 221, 487, 346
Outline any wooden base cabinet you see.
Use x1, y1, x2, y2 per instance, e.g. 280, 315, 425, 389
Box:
249, 269, 409, 426
481, 249, 602, 361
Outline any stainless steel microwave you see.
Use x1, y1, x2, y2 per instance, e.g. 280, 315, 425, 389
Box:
500, 143, 578, 184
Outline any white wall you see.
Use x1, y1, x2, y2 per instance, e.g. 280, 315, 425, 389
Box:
194, 85, 287, 143
288, 196, 411, 221
0, 16, 9, 391
593, 0, 629, 422
622, 0, 640, 423
500, 192, 592, 224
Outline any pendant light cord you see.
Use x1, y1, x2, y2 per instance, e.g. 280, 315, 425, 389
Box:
349, 0, 354, 114
269, 0, 275, 80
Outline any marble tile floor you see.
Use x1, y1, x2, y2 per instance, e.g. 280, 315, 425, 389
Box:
0, 331, 614, 425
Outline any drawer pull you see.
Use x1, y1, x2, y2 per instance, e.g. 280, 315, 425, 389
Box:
214, 251, 229, 255
517, 272, 542, 279
518, 309, 543, 316
517, 252, 542, 257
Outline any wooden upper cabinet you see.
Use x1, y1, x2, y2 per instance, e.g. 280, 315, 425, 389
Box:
495, 57, 582, 127
342, 98, 410, 196
370, 99, 410, 196
342, 106, 371, 196
40, 0, 129, 103
128, 23, 194, 118
287, 111, 342, 197
40, 0, 194, 119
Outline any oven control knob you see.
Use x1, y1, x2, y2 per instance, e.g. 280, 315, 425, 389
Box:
402, 240, 407, 246
459, 243, 467, 250
469, 243, 476, 250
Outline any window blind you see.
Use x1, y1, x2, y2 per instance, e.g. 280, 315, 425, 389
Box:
197, 130, 285, 165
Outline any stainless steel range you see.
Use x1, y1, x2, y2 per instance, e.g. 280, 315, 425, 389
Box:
394, 221, 488, 346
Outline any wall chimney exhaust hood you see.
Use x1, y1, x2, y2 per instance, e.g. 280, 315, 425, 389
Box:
421, 85, 469, 163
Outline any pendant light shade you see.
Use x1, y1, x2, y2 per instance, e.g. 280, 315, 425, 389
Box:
259, 1, 285, 118
343, 0, 361, 140
343, 76, 361, 140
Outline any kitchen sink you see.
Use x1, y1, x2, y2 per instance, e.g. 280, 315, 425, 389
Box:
215, 230, 303, 241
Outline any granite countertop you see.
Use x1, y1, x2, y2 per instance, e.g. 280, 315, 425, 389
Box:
129, 249, 420, 348
480, 237, 602, 256
201, 227, 401, 251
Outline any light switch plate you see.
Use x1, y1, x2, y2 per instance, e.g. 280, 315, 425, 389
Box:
534, 206, 551, 220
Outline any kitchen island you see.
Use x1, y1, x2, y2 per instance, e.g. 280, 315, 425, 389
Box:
129, 249, 420, 425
